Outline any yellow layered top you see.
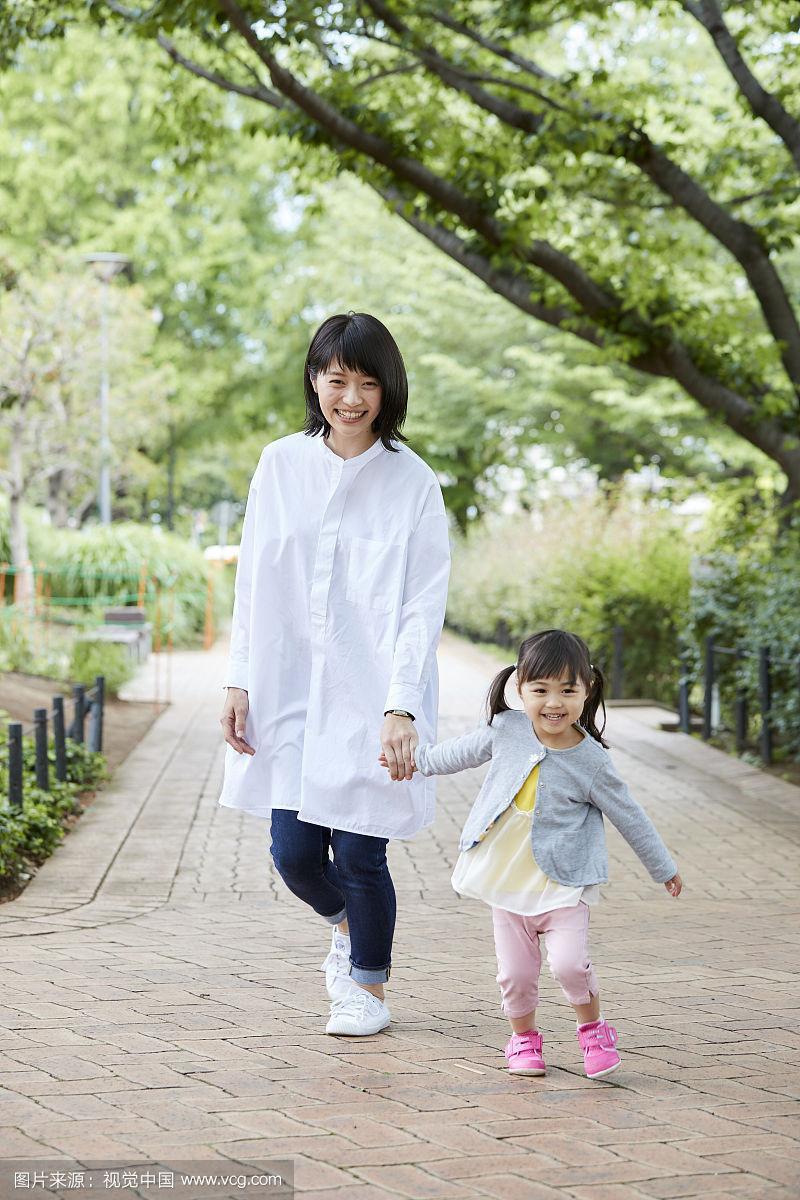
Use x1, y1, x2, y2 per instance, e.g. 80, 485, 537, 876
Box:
450, 764, 600, 916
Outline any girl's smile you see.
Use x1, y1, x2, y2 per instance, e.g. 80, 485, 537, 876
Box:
518, 675, 589, 748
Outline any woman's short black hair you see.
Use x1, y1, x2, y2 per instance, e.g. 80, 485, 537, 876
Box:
303, 312, 408, 451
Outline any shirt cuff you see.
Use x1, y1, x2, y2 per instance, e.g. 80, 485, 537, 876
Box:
226, 661, 249, 690
384, 684, 423, 716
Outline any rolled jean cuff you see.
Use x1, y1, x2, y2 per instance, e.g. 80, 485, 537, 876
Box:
350, 962, 391, 985
321, 906, 347, 926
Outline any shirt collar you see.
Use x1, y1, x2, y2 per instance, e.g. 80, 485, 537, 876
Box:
318, 433, 387, 469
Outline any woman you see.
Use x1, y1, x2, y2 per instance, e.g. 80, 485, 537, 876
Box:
219, 312, 451, 1036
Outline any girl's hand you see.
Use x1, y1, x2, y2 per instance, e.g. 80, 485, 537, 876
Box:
378, 751, 418, 776
380, 715, 418, 781
664, 874, 682, 897
220, 687, 256, 756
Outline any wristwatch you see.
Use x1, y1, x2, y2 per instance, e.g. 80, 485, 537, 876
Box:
384, 708, 415, 721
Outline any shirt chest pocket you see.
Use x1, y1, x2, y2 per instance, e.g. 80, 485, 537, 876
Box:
345, 536, 405, 613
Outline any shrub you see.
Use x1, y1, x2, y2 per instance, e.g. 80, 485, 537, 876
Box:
31, 521, 232, 647
0, 611, 34, 673
446, 494, 693, 704
0, 725, 107, 894
68, 639, 134, 698
683, 495, 800, 757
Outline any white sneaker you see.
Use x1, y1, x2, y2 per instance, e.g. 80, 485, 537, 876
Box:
320, 927, 355, 1001
326, 988, 391, 1036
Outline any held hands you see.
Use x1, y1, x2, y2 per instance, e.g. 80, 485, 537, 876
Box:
664, 874, 683, 897
220, 687, 256, 756
379, 714, 418, 781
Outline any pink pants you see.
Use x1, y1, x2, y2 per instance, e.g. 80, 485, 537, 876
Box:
492, 902, 599, 1017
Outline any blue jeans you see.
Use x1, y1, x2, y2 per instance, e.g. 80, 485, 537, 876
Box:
269, 809, 396, 984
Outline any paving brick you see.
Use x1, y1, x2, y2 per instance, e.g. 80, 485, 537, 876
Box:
0, 1127, 57, 1156
425, 1151, 563, 1181
350, 1163, 484, 1196
285, 1155, 359, 1192
214, 1110, 329, 1139
712, 1153, 800, 1188
0, 639, 798, 1200
467, 1175, 567, 1199
565, 1187, 656, 1200
505, 1133, 624, 1166
641, 1172, 779, 1197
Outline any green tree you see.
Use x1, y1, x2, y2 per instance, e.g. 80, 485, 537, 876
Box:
6, 2, 795, 501
0, 24, 299, 525
0, 266, 163, 596
256, 174, 769, 525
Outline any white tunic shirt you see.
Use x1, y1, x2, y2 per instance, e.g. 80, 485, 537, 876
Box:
218, 431, 451, 839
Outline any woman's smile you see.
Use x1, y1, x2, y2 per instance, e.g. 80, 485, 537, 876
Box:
334, 407, 368, 423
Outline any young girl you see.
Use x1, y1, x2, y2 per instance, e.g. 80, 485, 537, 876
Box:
381, 629, 682, 1079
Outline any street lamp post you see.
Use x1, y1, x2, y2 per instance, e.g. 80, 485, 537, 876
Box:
83, 252, 131, 525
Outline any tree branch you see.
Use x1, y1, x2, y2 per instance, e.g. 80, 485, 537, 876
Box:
370, 0, 800, 395
385, 186, 799, 478
157, 33, 284, 107
216, 0, 621, 325
682, 0, 800, 172
378, 187, 607, 348
425, 8, 557, 81
355, 62, 421, 90
366, 1, 548, 133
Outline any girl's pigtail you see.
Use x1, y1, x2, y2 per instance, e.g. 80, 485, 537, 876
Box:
581, 663, 610, 748
485, 664, 516, 725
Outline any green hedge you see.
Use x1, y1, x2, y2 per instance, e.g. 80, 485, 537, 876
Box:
0, 725, 107, 895
30, 522, 231, 646
682, 498, 800, 758
446, 497, 693, 704
68, 640, 135, 698
0, 499, 232, 644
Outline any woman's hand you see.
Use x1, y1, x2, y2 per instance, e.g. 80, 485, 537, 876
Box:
664, 874, 682, 897
220, 687, 256, 755
380, 714, 418, 781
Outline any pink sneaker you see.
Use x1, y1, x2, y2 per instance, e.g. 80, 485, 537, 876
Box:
505, 1030, 546, 1075
577, 1019, 621, 1079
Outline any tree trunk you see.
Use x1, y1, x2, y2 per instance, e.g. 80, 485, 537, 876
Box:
8, 423, 33, 610
778, 448, 800, 525
166, 421, 176, 532
46, 467, 71, 528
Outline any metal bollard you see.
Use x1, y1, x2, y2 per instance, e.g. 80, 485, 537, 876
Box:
52, 696, 68, 782
758, 646, 773, 766
8, 722, 23, 809
71, 684, 86, 744
702, 637, 715, 740
611, 625, 624, 700
734, 647, 747, 754
33, 708, 49, 792
88, 675, 105, 753
677, 648, 691, 734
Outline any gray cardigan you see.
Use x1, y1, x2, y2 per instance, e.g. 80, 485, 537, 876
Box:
415, 708, 677, 887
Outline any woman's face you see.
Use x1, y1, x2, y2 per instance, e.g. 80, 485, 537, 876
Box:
312, 360, 383, 441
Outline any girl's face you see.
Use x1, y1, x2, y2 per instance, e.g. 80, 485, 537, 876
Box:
312, 359, 383, 444
518, 672, 589, 748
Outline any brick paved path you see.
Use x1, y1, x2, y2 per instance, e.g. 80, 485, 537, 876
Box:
1, 634, 799, 1199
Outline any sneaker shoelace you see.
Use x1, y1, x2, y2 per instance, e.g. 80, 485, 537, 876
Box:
331, 988, 377, 1017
